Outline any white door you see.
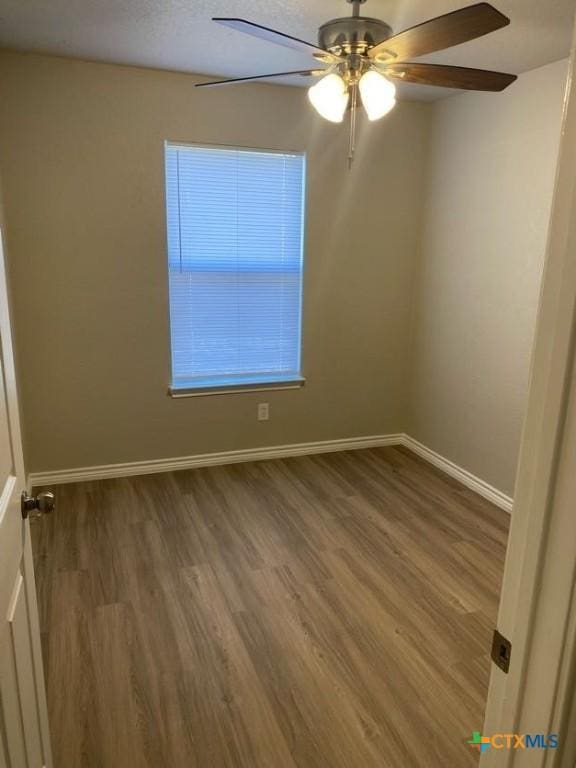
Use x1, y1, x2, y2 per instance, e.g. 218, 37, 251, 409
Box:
481, 16, 576, 768
0, 229, 52, 767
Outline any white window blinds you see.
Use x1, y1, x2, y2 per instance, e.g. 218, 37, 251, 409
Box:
165, 143, 306, 392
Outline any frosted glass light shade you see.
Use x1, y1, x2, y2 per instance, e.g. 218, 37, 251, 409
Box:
359, 70, 397, 121
308, 74, 349, 123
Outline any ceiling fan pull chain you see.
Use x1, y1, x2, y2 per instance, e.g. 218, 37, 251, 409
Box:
348, 82, 358, 170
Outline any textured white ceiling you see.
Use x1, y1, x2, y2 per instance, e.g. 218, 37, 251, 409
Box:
0, 0, 573, 100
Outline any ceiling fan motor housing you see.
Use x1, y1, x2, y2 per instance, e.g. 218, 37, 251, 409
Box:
318, 17, 393, 54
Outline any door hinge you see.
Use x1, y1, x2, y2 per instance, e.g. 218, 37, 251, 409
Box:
491, 629, 512, 673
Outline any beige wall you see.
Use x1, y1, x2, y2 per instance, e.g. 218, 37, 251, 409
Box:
0, 51, 431, 473
0, 50, 566, 488
409, 59, 568, 497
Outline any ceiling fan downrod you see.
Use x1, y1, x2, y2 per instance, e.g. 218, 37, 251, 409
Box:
319, 0, 392, 56
348, 0, 366, 19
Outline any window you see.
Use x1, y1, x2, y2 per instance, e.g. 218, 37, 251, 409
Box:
165, 143, 306, 395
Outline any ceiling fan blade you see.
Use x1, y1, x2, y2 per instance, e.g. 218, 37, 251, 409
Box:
384, 62, 517, 91
369, 3, 510, 62
213, 18, 332, 57
196, 70, 325, 88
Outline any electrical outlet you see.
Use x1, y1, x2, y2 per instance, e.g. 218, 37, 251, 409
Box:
258, 403, 269, 421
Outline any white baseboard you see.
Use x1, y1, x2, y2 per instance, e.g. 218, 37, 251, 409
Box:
401, 435, 514, 513
29, 432, 513, 513
28, 433, 404, 487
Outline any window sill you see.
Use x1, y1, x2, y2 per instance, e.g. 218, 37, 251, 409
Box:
168, 378, 306, 398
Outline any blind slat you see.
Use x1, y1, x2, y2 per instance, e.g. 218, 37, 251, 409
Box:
165, 144, 305, 389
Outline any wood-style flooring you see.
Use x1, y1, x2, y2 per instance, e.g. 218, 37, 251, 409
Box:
32, 446, 509, 768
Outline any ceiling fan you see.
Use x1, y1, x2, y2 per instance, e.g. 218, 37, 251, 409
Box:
197, 1, 517, 163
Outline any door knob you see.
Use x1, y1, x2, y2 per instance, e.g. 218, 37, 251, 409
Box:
21, 491, 55, 520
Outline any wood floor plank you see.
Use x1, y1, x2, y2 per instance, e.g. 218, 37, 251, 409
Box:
32, 446, 509, 767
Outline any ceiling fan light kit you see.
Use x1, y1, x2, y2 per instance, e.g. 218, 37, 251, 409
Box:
308, 72, 349, 122
358, 70, 396, 121
199, 1, 517, 165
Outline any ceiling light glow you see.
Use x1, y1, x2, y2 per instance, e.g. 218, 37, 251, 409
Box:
308, 73, 349, 123
359, 70, 397, 121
